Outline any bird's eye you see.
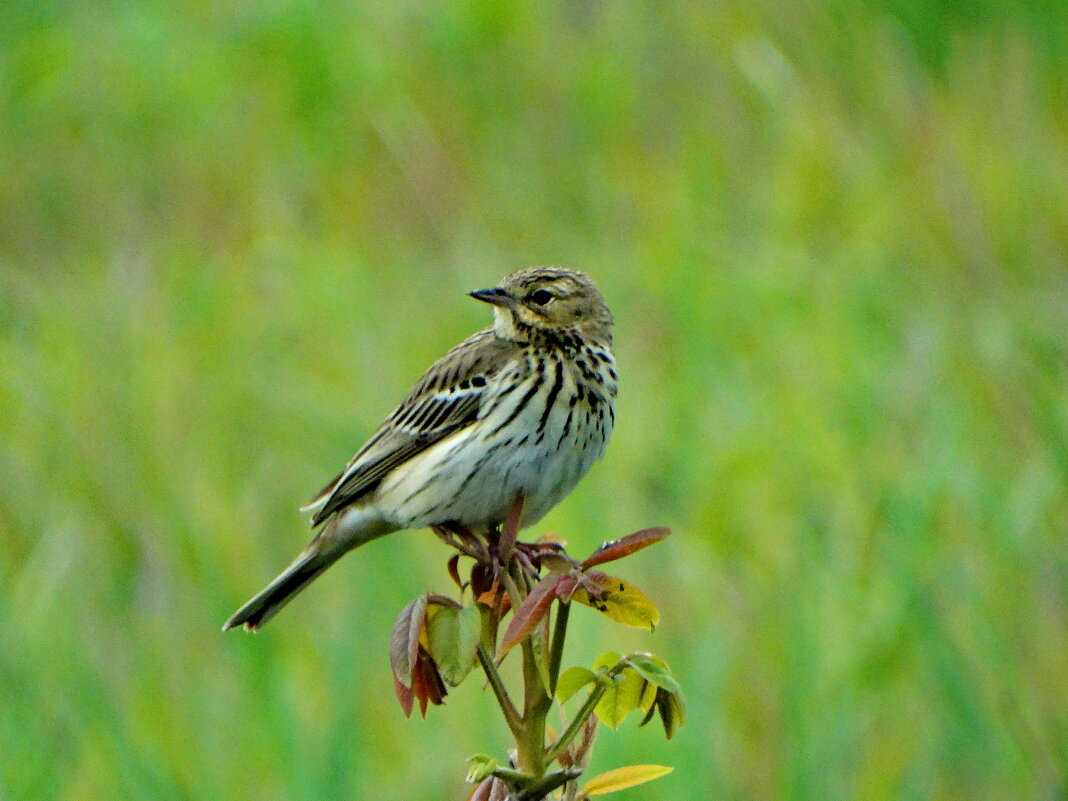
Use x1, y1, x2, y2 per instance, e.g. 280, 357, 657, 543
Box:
530, 289, 554, 305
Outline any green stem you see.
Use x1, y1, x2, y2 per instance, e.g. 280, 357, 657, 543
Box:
544, 681, 608, 765
517, 769, 582, 801
547, 601, 570, 696
500, 567, 525, 611
518, 636, 549, 776
477, 644, 522, 737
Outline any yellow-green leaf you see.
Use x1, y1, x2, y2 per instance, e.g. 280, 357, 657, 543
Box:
595, 667, 646, 729
556, 666, 597, 703
427, 604, 480, 686
465, 754, 498, 783
573, 574, 660, 630
593, 651, 622, 672
582, 764, 674, 796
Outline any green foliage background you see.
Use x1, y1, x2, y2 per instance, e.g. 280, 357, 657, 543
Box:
2, 1, 1066, 799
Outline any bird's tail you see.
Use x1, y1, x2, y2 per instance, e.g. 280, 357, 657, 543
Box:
223, 509, 398, 632
222, 546, 344, 632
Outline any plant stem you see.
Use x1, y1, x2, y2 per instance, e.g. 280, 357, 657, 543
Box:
544, 682, 608, 765
477, 644, 522, 736
500, 564, 525, 610
518, 636, 550, 777
547, 601, 570, 696
517, 769, 582, 801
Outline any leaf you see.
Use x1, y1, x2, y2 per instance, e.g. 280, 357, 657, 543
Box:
637, 677, 658, 713
427, 604, 482, 686
470, 562, 493, 599
468, 777, 493, 801
572, 573, 660, 630
497, 574, 563, 655
447, 554, 463, 589
556, 666, 597, 703
468, 777, 507, 801
411, 647, 447, 717
392, 670, 414, 718
595, 667, 646, 729
581, 527, 671, 569
465, 754, 498, 783
476, 582, 511, 614
582, 765, 674, 796
625, 654, 681, 695
553, 575, 578, 600
593, 651, 622, 672
648, 687, 685, 740
390, 595, 428, 688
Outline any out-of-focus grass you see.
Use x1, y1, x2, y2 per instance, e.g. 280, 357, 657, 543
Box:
2, 2, 1066, 799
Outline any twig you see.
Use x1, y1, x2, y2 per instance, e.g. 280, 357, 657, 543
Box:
547, 601, 570, 697
544, 681, 607, 765
478, 644, 523, 736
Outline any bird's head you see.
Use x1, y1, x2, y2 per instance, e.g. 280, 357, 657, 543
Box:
470, 267, 613, 345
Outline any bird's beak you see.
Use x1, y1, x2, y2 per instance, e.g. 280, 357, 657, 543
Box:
469, 287, 516, 308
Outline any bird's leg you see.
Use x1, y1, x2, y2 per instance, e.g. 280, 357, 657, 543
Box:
452, 522, 491, 562
513, 548, 540, 580
431, 523, 485, 561
499, 491, 525, 564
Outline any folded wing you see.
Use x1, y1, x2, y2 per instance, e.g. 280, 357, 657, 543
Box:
303, 328, 516, 526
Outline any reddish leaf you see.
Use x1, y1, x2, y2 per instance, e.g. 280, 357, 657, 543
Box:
470, 563, 493, 598
488, 777, 508, 801
411, 655, 428, 717
581, 527, 671, 569
476, 581, 511, 615
447, 554, 463, 589
390, 595, 428, 688
412, 647, 447, 718
554, 575, 579, 600
556, 745, 574, 769
497, 574, 563, 655
392, 669, 414, 718
424, 653, 448, 707
468, 777, 494, 801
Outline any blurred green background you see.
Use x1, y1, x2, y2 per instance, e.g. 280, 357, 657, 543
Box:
2, 0, 1066, 799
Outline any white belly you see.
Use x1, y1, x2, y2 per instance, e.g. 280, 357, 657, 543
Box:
374, 363, 613, 531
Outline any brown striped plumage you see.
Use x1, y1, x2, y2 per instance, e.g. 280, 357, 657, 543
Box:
223, 267, 616, 631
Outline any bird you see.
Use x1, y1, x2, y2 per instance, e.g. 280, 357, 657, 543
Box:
223, 267, 617, 632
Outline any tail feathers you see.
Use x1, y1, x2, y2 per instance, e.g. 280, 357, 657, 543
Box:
222, 548, 340, 632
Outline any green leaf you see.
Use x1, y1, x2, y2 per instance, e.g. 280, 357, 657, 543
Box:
465, 754, 498, 784
582, 764, 674, 796
657, 688, 686, 740
427, 604, 481, 686
596, 667, 646, 729
593, 651, 622, 672
573, 573, 660, 630
625, 654, 681, 695
556, 666, 597, 703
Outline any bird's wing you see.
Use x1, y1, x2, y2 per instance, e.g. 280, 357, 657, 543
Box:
304, 328, 518, 526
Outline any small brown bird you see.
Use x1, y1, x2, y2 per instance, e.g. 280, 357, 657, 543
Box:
223, 267, 617, 631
